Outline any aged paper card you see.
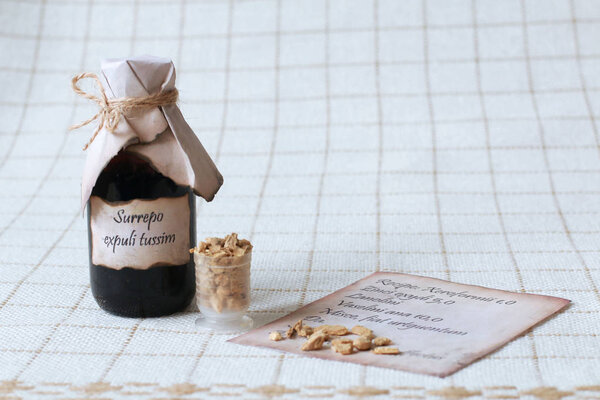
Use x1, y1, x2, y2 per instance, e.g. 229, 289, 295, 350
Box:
230, 272, 569, 377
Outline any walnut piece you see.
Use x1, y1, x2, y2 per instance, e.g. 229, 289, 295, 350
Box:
314, 325, 349, 336
286, 319, 303, 339
298, 325, 314, 338
373, 337, 392, 347
301, 332, 328, 351
353, 336, 372, 351
269, 331, 283, 341
286, 325, 295, 339
331, 339, 354, 355
351, 325, 374, 340
292, 320, 303, 334
372, 347, 400, 355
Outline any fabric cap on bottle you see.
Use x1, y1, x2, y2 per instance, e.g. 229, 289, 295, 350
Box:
80, 55, 224, 210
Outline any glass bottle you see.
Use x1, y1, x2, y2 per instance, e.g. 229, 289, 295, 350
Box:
87, 151, 196, 317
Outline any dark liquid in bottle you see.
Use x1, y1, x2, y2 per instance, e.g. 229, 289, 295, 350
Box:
87, 152, 196, 317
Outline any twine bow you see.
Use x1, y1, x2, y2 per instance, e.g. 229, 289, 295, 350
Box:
69, 72, 178, 150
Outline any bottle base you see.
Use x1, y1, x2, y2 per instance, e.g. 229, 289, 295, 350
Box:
89, 262, 196, 318
93, 293, 194, 318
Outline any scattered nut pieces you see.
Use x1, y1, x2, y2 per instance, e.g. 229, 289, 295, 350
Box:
353, 336, 372, 351
314, 325, 349, 336
373, 337, 392, 347
192, 233, 252, 314
301, 332, 328, 351
272, 322, 400, 357
372, 347, 400, 355
351, 325, 374, 340
331, 338, 354, 355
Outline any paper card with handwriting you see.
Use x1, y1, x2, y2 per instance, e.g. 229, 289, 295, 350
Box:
229, 272, 569, 377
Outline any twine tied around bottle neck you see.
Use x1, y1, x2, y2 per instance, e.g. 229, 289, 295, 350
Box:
69, 72, 178, 150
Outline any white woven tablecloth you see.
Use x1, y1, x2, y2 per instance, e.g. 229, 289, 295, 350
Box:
1, 0, 599, 398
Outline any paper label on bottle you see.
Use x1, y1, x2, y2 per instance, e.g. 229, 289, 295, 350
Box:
90, 194, 191, 270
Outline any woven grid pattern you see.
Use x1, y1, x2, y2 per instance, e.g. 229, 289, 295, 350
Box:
0, 0, 599, 397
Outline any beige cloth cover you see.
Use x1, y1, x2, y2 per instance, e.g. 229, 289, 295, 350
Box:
81, 55, 223, 209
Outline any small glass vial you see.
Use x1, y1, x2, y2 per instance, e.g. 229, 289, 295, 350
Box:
191, 234, 253, 330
